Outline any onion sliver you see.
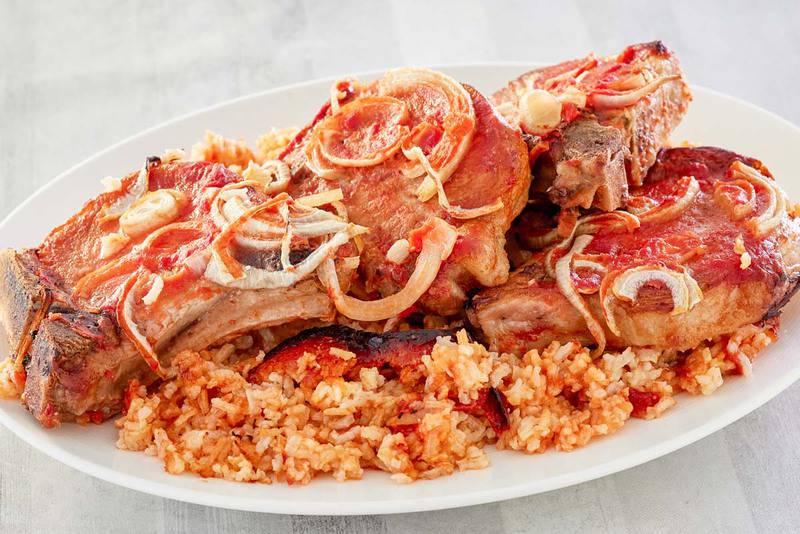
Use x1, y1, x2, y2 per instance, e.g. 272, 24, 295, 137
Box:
554, 234, 607, 355
729, 161, 787, 237
545, 210, 640, 278
205, 193, 366, 289
319, 217, 458, 321
141, 274, 164, 306
297, 188, 344, 208
205, 226, 360, 289
403, 146, 503, 219
117, 270, 164, 376
242, 159, 292, 194
589, 75, 681, 110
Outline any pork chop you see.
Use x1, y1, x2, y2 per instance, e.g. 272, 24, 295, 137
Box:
494, 41, 691, 211
281, 68, 530, 316
0, 158, 358, 425
469, 147, 800, 354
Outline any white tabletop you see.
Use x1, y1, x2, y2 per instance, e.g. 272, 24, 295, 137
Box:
1, 1, 799, 532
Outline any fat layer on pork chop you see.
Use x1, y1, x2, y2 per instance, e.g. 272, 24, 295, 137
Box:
469, 147, 800, 354
281, 68, 531, 317
494, 41, 691, 211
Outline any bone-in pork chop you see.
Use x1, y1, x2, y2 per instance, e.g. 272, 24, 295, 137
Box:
469, 147, 800, 354
494, 41, 691, 211
281, 68, 531, 317
0, 158, 363, 425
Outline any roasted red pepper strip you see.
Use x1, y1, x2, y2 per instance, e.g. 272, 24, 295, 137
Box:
248, 325, 510, 433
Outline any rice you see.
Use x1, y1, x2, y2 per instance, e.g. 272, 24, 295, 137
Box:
190, 130, 257, 169
0, 357, 18, 399
255, 127, 299, 161
116, 319, 778, 485
189, 127, 298, 172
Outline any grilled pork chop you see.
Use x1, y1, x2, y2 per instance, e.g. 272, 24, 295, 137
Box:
469, 147, 800, 354
0, 159, 360, 426
281, 68, 530, 317
494, 41, 691, 211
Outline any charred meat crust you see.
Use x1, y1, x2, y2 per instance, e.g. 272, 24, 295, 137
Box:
0, 249, 51, 359
23, 309, 153, 427
542, 118, 628, 210
249, 325, 452, 383
249, 325, 510, 433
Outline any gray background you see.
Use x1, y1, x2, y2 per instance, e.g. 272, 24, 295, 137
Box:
2, 1, 799, 532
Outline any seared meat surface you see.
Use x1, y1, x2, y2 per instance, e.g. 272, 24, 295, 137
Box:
494, 41, 691, 211
282, 69, 530, 315
470, 147, 800, 354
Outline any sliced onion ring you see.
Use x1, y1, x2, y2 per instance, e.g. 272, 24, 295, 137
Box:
318, 217, 458, 321
545, 210, 640, 278
600, 265, 703, 337
632, 176, 699, 225
313, 96, 410, 168
205, 193, 367, 289
242, 159, 292, 194
380, 67, 476, 184
554, 234, 606, 355
729, 161, 787, 237
713, 178, 756, 220
117, 270, 165, 377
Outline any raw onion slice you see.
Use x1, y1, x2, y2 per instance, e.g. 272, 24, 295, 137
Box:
117, 270, 165, 376
573, 258, 608, 272
312, 96, 410, 168
212, 182, 352, 249
119, 188, 188, 238
589, 75, 681, 110
631, 176, 699, 225
305, 142, 343, 180
379, 68, 476, 184
141, 274, 164, 306
296, 188, 344, 208
211, 182, 286, 249
205, 225, 361, 290
210, 194, 290, 279
386, 238, 411, 264
318, 217, 458, 321
729, 161, 787, 237
554, 234, 607, 355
